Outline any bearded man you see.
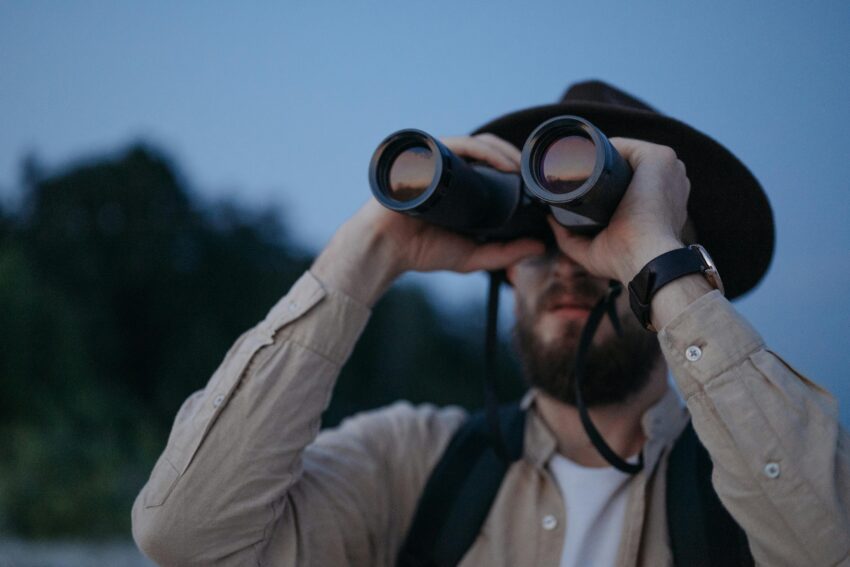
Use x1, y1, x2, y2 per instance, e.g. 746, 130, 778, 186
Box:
132, 81, 849, 567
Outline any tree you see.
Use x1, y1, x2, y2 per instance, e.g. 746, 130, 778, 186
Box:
0, 143, 522, 537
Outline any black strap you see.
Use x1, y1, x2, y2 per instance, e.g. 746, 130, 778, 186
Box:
628, 246, 707, 329
667, 422, 754, 567
483, 271, 511, 462
574, 281, 644, 474
397, 404, 526, 567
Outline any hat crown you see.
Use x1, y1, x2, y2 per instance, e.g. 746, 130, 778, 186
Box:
562, 80, 658, 114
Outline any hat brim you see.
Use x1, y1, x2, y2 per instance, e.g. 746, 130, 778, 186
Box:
474, 101, 774, 300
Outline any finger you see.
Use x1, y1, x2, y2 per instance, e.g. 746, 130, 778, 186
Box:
440, 136, 517, 172
610, 137, 681, 170
474, 137, 520, 171
458, 238, 546, 273
473, 133, 521, 169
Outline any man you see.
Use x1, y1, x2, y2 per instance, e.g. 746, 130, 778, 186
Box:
132, 81, 849, 566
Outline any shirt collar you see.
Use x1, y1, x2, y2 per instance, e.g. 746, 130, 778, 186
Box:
522, 390, 558, 468
522, 387, 689, 470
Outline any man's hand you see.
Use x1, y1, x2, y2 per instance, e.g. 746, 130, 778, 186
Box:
312, 134, 545, 306
546, 138, 691, 285
547, 137, 715, 330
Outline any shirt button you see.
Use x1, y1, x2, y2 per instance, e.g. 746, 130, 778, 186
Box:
685, 345, 703, 362
288, 300, 298, 312
763, 462, 781, 479
542, 515, 558, 531
213, 394, 225, 408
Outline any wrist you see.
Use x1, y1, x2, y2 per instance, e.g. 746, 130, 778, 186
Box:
627, 243, 722, 331
649, 273, 714, 330
311, 221, 403, 307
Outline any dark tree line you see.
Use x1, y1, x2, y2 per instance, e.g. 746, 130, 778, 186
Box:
0, 144, 523, 538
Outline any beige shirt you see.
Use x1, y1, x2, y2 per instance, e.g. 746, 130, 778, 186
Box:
132, 271, 850, 566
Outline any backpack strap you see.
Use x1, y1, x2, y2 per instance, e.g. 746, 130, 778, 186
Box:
666, 421, 754, 567
397, 403, 526, 567
400, 408, 754, 567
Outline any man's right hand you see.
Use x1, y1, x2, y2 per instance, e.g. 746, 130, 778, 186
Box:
311, 134, 545, 306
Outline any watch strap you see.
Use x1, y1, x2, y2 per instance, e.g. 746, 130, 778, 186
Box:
628, 247, 707, 330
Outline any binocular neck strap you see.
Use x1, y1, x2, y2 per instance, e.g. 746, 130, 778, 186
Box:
574, 281, 644, 475
482, 275, 643, 474
484, 271, 512, 462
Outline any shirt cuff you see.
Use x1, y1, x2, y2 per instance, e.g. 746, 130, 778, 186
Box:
657, 290, 765, 399
258, 270, 373, 365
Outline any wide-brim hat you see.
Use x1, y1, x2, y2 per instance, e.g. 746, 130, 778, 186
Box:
473, 80, 774, 300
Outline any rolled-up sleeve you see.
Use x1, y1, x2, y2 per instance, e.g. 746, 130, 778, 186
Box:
659, 290, 850, 566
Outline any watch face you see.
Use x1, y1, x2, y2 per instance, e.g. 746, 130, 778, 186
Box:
690, 244, 725, 296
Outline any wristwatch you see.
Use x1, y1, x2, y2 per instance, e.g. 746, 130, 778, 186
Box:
627, 244, 724, 331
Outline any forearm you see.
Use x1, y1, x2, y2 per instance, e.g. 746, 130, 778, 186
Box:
649, 272, 714, 330
311, 207, 404, 307
658, 293, 850, 565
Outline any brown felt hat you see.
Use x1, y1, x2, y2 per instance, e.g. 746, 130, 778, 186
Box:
473, 80, 774, 300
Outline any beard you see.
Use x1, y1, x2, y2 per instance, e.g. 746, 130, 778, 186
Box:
513, 280, 660, 408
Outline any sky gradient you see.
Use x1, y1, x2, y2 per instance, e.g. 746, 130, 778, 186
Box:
2, 1, 848, 425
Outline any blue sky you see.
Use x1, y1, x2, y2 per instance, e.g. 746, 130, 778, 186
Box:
1, 1, 848, 425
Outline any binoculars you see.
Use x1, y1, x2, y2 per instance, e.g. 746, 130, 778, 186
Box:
369, 116, 632, 241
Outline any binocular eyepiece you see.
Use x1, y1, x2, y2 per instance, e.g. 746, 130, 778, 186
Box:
369, 116, 632, 241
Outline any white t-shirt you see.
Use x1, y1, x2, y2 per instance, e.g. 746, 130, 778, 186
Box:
548, 453, 633, 567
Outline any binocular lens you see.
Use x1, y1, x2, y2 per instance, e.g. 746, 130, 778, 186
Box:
387, 144, 436, 202
370, 116, 630, 238
538, 135, 596, 195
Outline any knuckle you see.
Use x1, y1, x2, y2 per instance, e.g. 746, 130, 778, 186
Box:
474, 135, 500, 150
655, 145, 678, 163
